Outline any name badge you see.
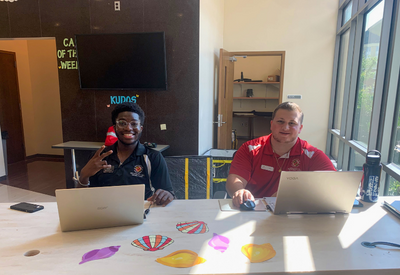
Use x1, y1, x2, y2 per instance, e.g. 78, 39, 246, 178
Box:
261, 165, 274, 171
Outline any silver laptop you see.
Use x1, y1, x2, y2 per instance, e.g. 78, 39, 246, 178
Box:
56, 185, 145, 232
265, 171, 362, 214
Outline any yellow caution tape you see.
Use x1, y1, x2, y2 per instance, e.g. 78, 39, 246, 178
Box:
185, 158, 189, 200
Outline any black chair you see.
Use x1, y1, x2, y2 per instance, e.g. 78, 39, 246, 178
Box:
212, 151, 237, 199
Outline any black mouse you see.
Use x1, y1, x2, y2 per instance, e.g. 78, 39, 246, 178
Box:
240, 200, 256, 211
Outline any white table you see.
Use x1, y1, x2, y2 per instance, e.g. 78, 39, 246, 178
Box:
52, 141, 170, 178
1, 196, 399, 274
0, 183, 56, 203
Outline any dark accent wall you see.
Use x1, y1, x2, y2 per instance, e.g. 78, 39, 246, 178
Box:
1, 0, 199, 188
1, 0, 199, 183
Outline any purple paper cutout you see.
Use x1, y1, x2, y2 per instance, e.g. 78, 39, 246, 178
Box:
79, 246, 121, 264
208, 233, 230, 253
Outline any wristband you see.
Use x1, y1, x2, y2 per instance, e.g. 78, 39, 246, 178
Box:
73, 171, 90, 187
77, 179, 90, 187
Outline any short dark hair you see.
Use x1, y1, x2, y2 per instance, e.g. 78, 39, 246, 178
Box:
111, 102, 145, 125
272, 102, 304, 125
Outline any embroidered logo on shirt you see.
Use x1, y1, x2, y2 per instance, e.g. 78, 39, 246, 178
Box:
261, 165, 274, 171
248, 144, 261, 152
288, 158, 301, 171
291, 159, 300, 167
134, 165, 143, 173
303, 149, 315, 159
130, 165, 144, 177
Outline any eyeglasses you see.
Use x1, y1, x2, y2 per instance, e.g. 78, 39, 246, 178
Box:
116, 120, 140, 128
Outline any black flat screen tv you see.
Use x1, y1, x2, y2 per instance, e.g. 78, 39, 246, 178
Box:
75, 32, 167, 90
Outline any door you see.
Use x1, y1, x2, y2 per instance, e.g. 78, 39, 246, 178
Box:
0, 50, 26, 163
216, 49, 235, 149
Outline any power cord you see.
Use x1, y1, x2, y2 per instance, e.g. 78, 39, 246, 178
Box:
361, 241, 400, 248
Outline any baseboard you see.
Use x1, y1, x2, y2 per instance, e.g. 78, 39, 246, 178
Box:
0, 175, 7, 181
26, 154, 64, 163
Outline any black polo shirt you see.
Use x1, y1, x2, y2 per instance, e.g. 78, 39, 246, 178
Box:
89, 142, 174, 199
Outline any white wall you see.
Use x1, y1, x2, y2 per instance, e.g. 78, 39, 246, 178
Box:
199, 0, 225, 155
223, 0, 339, 151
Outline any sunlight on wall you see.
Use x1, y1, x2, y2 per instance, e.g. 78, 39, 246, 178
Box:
199, 0, 224, 154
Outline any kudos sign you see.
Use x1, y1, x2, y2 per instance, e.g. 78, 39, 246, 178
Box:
110, 95, 138, 105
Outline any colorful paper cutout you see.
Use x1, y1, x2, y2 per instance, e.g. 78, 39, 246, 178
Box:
241, 243, 276, 263
208, 233, 230, 253
176, 221, 209, 234
79, 246, 121, 264
156, 250, 206, 268
131, 235, 174, 251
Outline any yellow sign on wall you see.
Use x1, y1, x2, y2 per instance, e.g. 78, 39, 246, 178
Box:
57, 38, 77, 70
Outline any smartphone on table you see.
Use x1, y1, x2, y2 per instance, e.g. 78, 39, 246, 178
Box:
10, 202, 44, 213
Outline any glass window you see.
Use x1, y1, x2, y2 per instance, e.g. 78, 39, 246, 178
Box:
331, 136, 340, 160
388, 175, 400, 196
342, 1, 353, 26
333, 29, 350, 130
391, 97, 400, 166
352, 1, 385, 147
349, 148, 364, 171
357, 0, 368, 7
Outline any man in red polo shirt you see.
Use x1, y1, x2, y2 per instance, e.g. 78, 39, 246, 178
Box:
227, 102, 335, 207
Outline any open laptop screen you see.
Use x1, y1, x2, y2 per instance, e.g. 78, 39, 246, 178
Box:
267, 171, 362, 214
56, 185, 145, 231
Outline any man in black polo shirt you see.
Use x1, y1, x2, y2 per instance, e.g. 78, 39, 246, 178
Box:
77, 102, 175, 206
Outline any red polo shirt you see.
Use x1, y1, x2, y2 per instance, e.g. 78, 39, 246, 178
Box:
229, 134, 336, 197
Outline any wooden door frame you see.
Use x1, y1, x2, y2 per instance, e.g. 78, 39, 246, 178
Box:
0, 50, 26, 162
217, 49, 235, 149
216, 50, 286, 149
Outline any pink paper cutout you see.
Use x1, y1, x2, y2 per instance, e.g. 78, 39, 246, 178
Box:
79, 246, 121, 264
208, 233, 230, 253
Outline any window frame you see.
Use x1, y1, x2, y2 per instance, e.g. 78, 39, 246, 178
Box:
327, 0, 400, 195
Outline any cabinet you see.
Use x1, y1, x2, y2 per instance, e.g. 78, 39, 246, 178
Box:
233, 82, 280, 100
